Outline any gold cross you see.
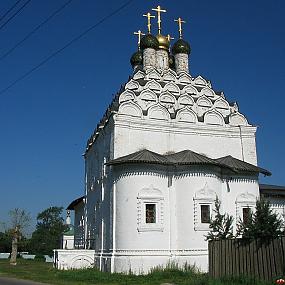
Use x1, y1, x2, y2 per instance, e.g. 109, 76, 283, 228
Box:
174, 17, 186, 39
166, 34, 174, 42
143, 12, 155, 34
152, 5, 166, 34
134, 30, 145, 48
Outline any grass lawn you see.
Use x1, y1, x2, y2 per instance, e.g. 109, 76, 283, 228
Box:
0, 259, 272, 285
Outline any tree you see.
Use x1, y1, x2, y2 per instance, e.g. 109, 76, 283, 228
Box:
205, 197, 234, 241
9, 208, 31, 265
29, 206, 67, 255
0, 231, 12, 252
237, 198, 284, 240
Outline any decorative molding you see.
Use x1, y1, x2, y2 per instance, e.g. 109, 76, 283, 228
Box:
178, 72, 192, 84
194, 75, 207, 86
204, 109, 225, 126
200, 87, 215, 97
163, 69, 176, 81
197, 96, 213, 117
176, 107, 197, 123
194, 183, 217, 231
145, 79, 162, 93
119, 90, 136, 104
118, 101, 143, 118
146, 68, 161, 80
229, 112, 248, 126
163, 82, 180, 95
147, 103, 170, 121
178, 94, 194, 108
137, 185, 164, 232
235, 192, 257, 223
182, 85, 198, 97
138, 89, 158, 110
236, 192, 257, 203
125, 79, 140, 91
133, 70, 145, 80
213, 98, 230, 117
159, 91, 176, 111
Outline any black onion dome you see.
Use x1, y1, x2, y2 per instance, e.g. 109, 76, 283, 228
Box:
169, 54, 175, 69
172, 39, 191, 55
130, 50, 143, 67
140, 34, 159, 50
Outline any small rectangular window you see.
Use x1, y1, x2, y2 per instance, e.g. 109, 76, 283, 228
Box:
201, 205, 210, 223
146, 204, 156, 223
242, 208, 251, 225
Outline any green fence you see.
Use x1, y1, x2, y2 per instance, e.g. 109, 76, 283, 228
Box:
208, 237, 285, 281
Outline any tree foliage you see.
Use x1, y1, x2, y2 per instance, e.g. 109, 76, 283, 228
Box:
29, 206, 67, 255
205, 197, 234, 241
237, 198, 284, 240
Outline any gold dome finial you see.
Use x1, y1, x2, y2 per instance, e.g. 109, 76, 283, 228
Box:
152, 5, 166, 34
143, 12, 155, 34
134, 30, 145, 49
174, 17, 186, 39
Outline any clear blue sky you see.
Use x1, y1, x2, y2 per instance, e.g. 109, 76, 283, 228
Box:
0, 0, 284, 229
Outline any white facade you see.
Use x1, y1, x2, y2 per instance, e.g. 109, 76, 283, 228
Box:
53, 18, 280, 273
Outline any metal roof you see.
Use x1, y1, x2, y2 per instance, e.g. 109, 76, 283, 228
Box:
166, 150, 219, 166
105, 149, 168, 166
106, 149, 271, 176
67, 196, 85, 210
260, 184, 285, 197
215, 155, 271, 176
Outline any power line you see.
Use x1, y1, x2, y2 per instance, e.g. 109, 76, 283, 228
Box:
0, 0, 32, 31
0, 0, 135, 96
0, 0, 23, 23
0, 0, 74, 62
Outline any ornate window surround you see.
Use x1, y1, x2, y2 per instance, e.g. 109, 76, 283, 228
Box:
137, 185, 164, 232
235, 192, 257, 223
194, 183, 216, 231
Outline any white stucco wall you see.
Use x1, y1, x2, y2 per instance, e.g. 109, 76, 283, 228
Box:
74, 201, 85, 248
110, 164, 260, 273
54, 249, 95, 270
113, 116, 257, 165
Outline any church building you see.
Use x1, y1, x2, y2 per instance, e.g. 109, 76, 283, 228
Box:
54, 6, 284, 273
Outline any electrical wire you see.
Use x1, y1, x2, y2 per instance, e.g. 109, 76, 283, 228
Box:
0, 0, 23, 23
0, 0, 74, 62
0, 0, 32, 31
0, 0, 135, 96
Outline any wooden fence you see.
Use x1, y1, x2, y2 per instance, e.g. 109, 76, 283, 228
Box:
208, 236, 285, 281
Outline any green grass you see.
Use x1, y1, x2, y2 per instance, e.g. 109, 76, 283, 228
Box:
0, 259, 272, 285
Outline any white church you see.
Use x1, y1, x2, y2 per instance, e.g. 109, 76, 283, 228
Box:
54, 6, 285, 273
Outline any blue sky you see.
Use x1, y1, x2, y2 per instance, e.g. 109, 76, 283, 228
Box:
0, 0, 284, 230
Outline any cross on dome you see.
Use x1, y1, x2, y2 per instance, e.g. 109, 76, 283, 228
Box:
143, 12, 155, 34
133, 30, 145, 49
152, 5, 166, 34
174, 17, 186, 39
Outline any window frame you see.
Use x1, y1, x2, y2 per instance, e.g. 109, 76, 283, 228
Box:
137, 191, 164, 232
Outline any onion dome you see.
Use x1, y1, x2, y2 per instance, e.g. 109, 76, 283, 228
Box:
169, 54, 175, 69
172, 39, 191, 55
140, 34, 159, 50
156, 34, 170, 50
130, 50, 143, 67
